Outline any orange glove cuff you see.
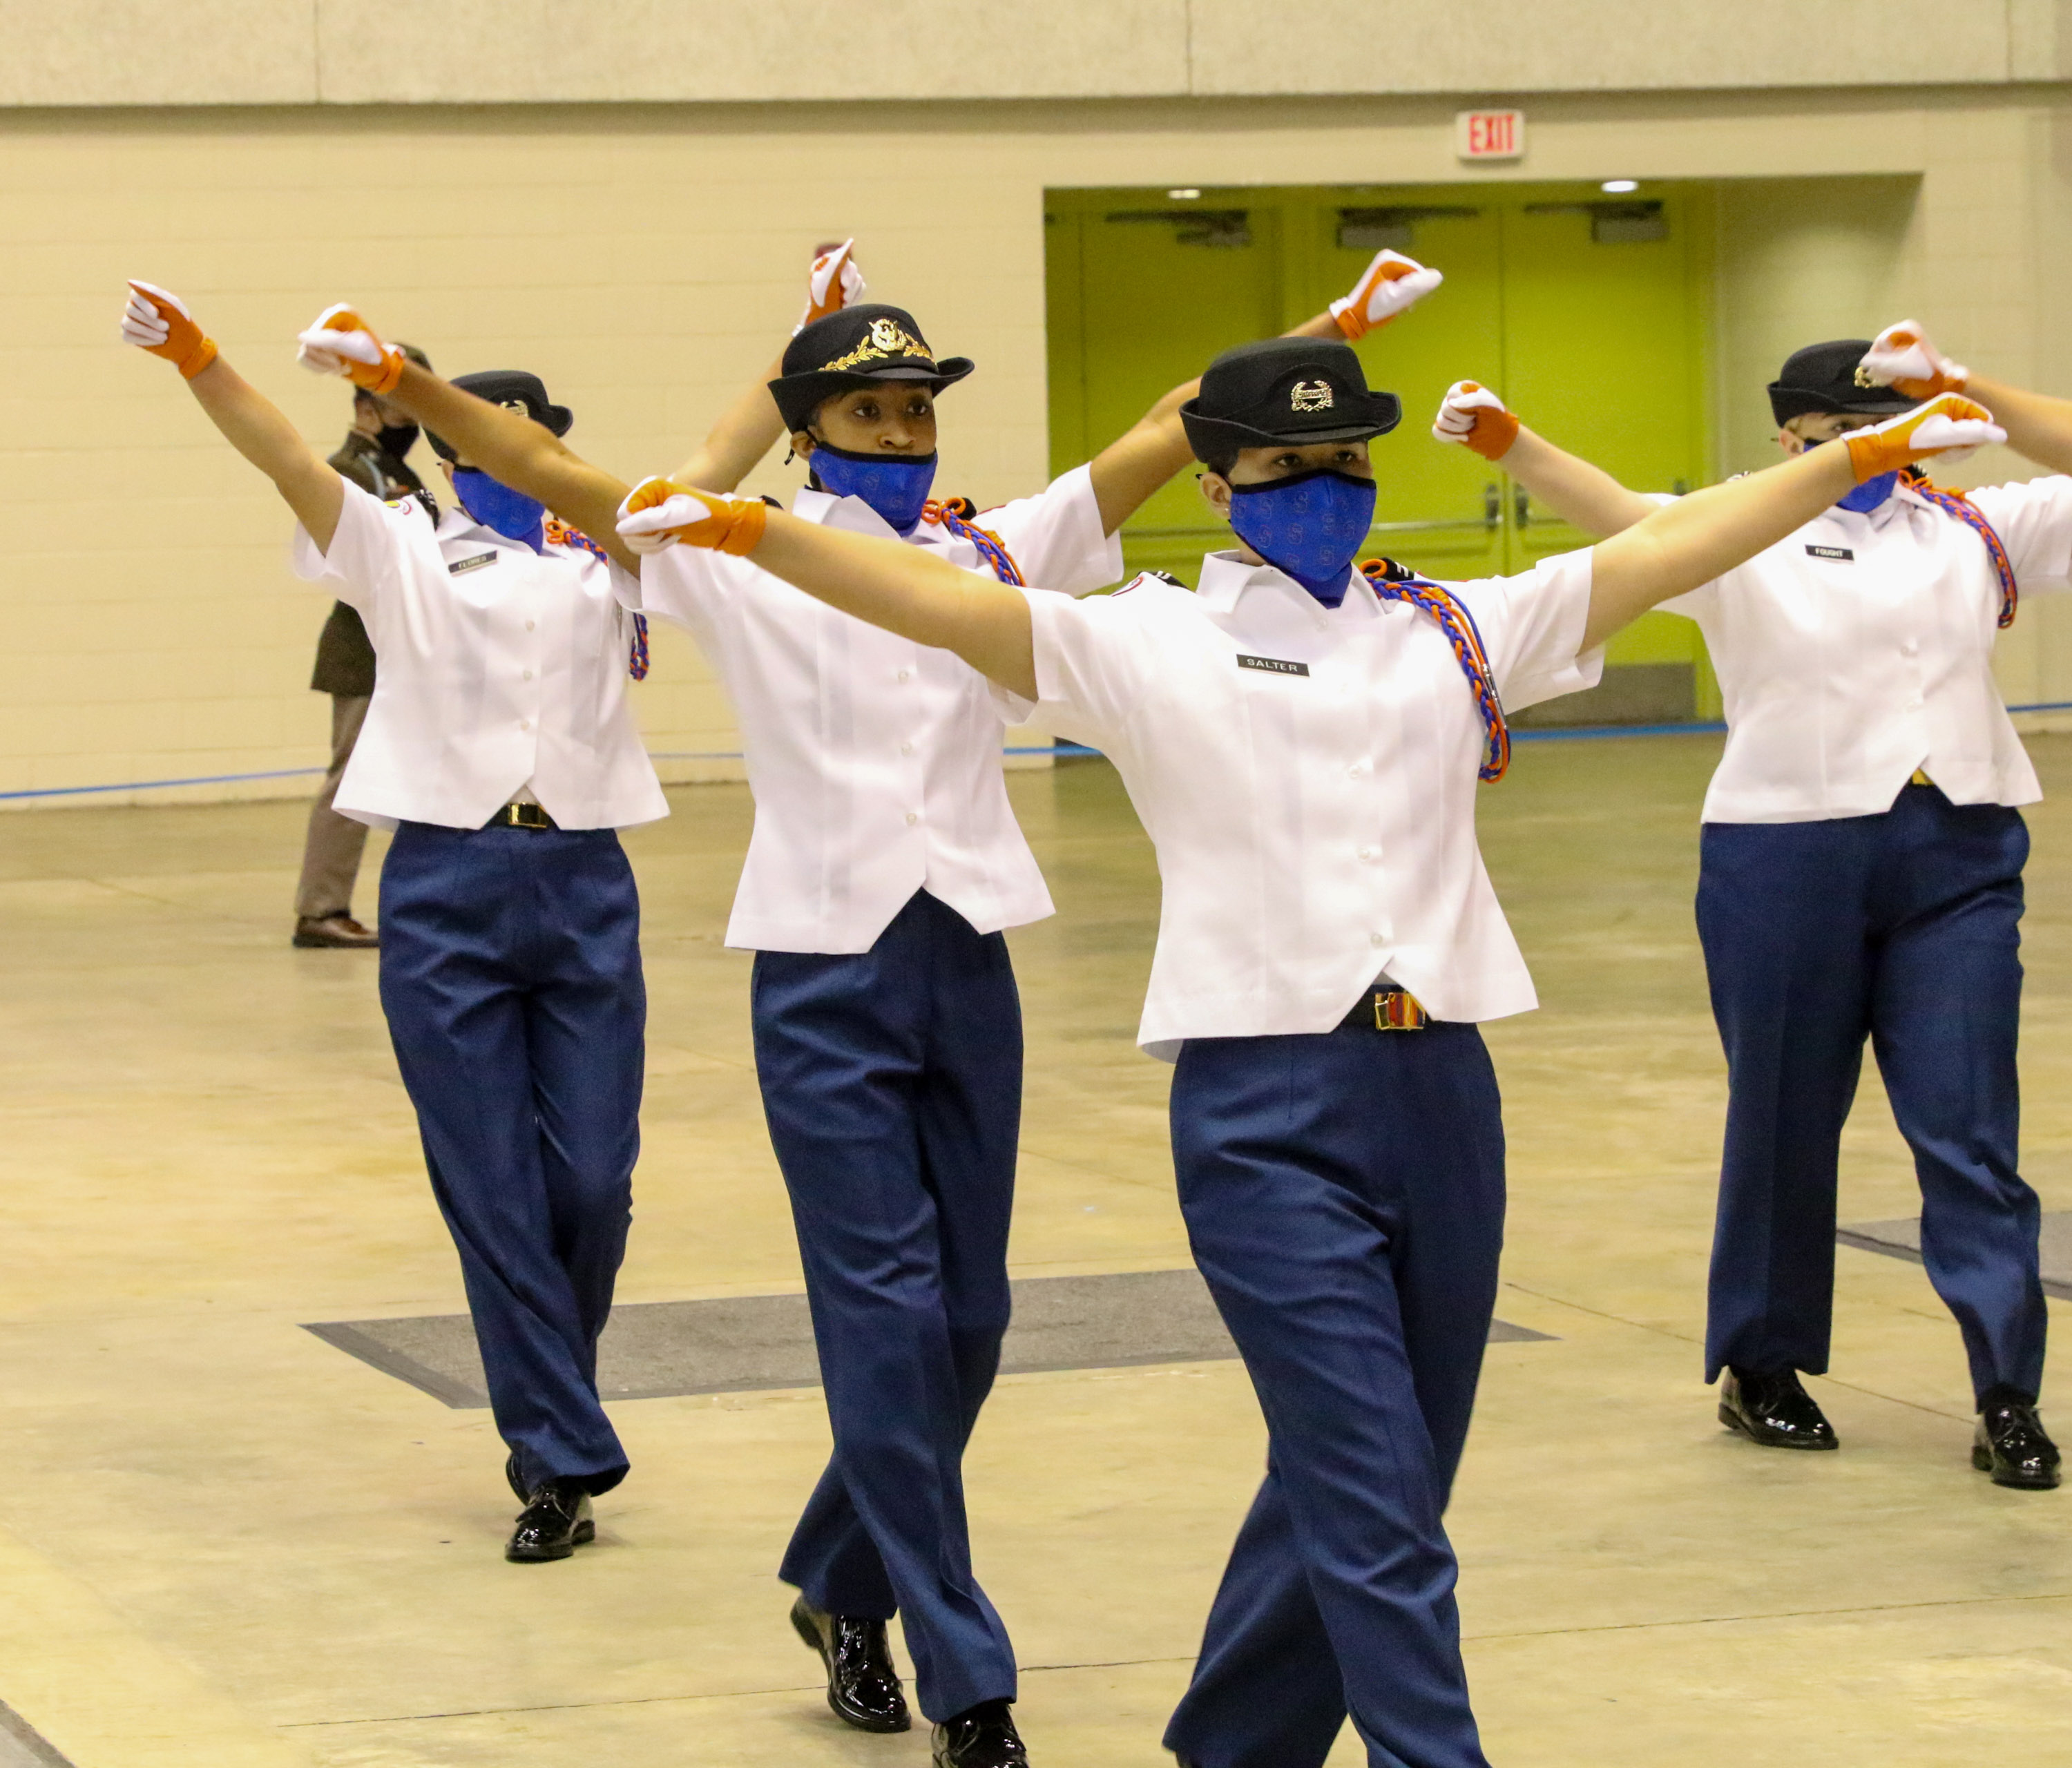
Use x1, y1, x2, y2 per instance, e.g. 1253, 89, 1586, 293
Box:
178, 334, 218, 379
715, 497, 768, 556
1843, 394, 1994, 482
1466, 409, 1519, 462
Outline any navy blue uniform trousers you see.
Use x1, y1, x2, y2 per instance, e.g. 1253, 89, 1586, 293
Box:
752, 889, 1021, 1724
1698, 782, 2046, 1402
1164, 1021, 1504, 1768
378, 821, 644, 1495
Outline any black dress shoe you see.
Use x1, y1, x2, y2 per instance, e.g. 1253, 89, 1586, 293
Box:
1973, 1394, 2062, 1490
791, 1595, 910, 1732
1718, 1368, 1839, 1450
505, 1477, 595, 1562
932, 1699, 1028, 1767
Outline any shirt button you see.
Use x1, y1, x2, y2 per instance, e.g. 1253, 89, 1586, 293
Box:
897, 669, 912, 682
905, 811, 919, 825
1369, 932, 1385, 948
901, 741, 914, 755
523, 669, 534, 681
1347, 761, 1368, 778
526, 620, 536, 631
1358, 847, 1378, 862
1901, 640, 1919, 656
519, 719, 531, 731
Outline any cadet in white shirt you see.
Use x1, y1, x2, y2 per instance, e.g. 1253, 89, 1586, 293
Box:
1436, 325, 2072, 1490
612, 337, 2002, 1768
314, 253, 1443, 1768
122, 282, 679, 1568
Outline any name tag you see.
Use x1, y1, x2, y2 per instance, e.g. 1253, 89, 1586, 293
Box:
1236, 653, 1310, 677
449, 551, 499, 575
1806, 544, 1854, 561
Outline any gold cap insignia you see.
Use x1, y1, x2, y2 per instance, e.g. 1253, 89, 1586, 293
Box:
1291, 380, 1334, 413
823, 318, 933, 374
1852, 365, 1877, 388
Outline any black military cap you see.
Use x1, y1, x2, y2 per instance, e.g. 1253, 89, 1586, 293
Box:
1180, 337, 1402, 459
427, 369, 573, 461
768, 304, 975, 434
1767, 339, 1917, 426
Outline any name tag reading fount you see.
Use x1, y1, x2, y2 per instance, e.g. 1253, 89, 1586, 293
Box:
1236, 653, 1310, 678
1806, 544, 1854, 561
449, 551, 499, 575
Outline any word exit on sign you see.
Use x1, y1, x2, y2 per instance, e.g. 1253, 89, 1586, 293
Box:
1455, 109, 1525, 162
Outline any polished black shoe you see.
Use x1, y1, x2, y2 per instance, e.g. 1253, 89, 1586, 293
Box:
1718, 1367, 1839, 1450
790, 1595, 910, 1732
932, 1699, 1028, 1768
1973, 1392, 2062, 1490
505, 1477, 595, 1562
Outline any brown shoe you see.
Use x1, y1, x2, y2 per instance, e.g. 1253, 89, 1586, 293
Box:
292, 914, 378, 950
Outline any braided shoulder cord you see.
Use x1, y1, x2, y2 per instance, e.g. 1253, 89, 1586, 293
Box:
1900, 469, 2017, 630
923, 497, 1027, 586
1359, 557, 1511, 782
546, 517, 651, 678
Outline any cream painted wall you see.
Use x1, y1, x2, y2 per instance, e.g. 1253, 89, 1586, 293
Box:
5, 84, 2072, 805
0, 1, 2068, 108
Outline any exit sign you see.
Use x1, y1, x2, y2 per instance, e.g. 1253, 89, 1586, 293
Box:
1456, 109, 1525, 161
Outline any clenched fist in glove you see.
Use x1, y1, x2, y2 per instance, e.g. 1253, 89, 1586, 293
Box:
295, 302, 409, 394
1432, 381, 1519, 462
1842, 393, 2004, 482
616, 476, 768, 557
121, 281, 218, 379
796, 239, 866, 336
1857, 321, 1969, 401
1330, 249, 1443, 341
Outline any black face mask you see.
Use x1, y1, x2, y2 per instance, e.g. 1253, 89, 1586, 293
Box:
376, 422, 421, 461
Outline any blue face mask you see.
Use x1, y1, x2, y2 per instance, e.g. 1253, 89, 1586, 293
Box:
1836, 469, 1899, 513
809, 441, 939, 535
1227, 468, 1378, 607
451, 468, 546, 548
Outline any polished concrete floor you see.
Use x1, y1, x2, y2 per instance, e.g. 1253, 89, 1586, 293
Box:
1, 733, 2068, 1767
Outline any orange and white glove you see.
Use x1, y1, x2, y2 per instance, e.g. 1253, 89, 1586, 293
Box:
796, 238, 866, 336
1330, 249, 1443, 341
294, 302, 407, 393
615, 476, 768, 557
1857, 320, 1969, 401
120, 281, 218, 378
1432, 381, 1519, 461
1843, 393, 2004, 482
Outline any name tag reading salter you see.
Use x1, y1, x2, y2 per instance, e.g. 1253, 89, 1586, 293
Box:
1236, 654, 1310, 677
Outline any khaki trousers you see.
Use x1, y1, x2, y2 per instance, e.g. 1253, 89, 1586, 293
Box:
294, 693, 372, 920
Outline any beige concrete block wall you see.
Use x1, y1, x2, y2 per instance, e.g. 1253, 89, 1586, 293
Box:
4, 85, 2071, 806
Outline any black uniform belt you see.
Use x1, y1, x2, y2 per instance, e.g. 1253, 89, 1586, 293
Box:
486, 801, 557, 830
1336, 987, 1430, 1032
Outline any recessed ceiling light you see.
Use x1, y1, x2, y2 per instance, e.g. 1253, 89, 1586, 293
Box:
1167, 188, 1202, 200
1600, 178, 1639, 194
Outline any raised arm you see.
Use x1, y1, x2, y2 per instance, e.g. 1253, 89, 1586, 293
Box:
616, 480, 1037, 697
1088, 249, 1446, 535
294, 304, 639, 573
1583, 395, 2004, 649
122, 282, 345, 550
1432, 380, 1658, 538
671, 240, 865, 490
1857, 319, 2072, 479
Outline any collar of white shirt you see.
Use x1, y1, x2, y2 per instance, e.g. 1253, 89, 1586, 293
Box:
1194, 548, 1373, 616
793, 485, 910, 540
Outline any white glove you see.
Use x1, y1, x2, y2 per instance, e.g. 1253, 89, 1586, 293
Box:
1431, 381, 1519, 461
794, 239, 866, 336
1330, 249, 1443, 340
296, 302, 390, 378
119, 280, 183, 350
1857, 320, 1968, 400
615, 480, 701, 554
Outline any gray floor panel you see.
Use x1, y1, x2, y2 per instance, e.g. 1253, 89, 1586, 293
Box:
1838, 1210, 2072, 1299
307, 1267, 1553, 1410
0, 1704, 70, 1768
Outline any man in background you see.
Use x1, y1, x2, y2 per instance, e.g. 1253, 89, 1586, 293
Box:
294, 342, 434, 949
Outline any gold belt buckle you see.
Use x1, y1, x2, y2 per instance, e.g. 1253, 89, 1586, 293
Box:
499, 802, 553, 829
1910, 767, 1933, 788
1374, 989, 1428, 1031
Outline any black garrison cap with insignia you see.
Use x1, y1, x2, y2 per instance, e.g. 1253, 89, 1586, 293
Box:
1767, 339, 1918, 426
427, 369, 573, 461
1180, 336, 1403, 459
769, 303, 976, 434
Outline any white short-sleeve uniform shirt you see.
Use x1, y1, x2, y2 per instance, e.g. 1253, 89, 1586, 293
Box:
1660, 476, 2072, 823
630, 463, 1123, 954
994, 548, 1606, 1059
292, 482, 667, 832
